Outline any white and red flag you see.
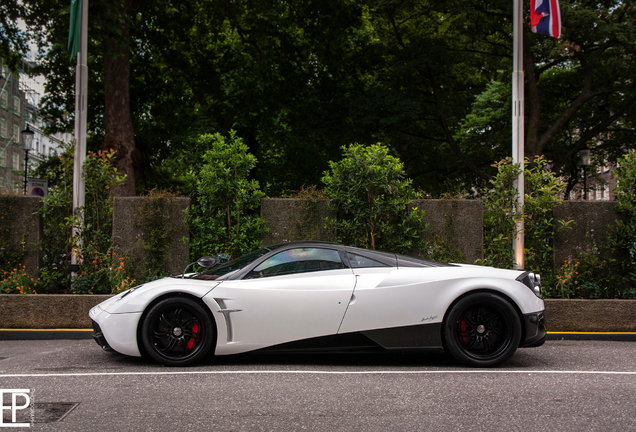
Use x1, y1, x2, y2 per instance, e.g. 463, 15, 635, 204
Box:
531, 0, 561, 39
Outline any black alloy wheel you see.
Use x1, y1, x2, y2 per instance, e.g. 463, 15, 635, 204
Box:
141, 297, 215, 366
442, 293, 521, 367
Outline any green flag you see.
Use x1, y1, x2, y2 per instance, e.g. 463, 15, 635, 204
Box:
67, 0, 82, 60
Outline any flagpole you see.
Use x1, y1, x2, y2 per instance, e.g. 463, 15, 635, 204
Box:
512, 0, 525, 270
71, 0, 88, 272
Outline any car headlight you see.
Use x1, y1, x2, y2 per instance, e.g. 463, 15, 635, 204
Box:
516, 272, 543, 299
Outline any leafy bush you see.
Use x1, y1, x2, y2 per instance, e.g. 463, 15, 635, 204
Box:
186, 131, 267, 259
478, 158, 521, 268
480, 156, 568, 275
557, 151, 636, 299
0, 264, 39, 294
606, 150, 636, 296
524, 156, 570, 279
321, 143, 426, 254
0, 196, 27, 274
37, 144, 127, 294
552, 220, 632, 299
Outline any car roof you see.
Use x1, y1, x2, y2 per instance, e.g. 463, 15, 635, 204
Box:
262, 241, 452, 268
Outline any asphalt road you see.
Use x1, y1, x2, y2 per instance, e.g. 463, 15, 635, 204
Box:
1, 339, 635, 431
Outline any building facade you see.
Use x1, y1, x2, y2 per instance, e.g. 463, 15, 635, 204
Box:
0, 57, 70, 194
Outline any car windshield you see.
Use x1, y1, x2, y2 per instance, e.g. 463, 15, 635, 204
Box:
191, 247, 272, 280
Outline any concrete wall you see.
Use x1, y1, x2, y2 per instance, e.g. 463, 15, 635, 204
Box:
553, 201, 625, 267
3, 195, 627, 276
412, 199, 483, 264
112, 197, 190, 278
0, 195, 42, 275
1, 295, 634, 332
261, 198, 336, 245
0, 294, 112, 328
261, 198, 483, 264
545, 299, 636, 332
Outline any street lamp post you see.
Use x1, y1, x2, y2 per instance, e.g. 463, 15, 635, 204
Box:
21, 125, 34, 195
579, 147, 591, 200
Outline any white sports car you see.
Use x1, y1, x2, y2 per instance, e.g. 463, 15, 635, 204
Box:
90, 241, 546, 367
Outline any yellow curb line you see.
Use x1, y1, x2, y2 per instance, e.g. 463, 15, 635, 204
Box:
1, 329, 635, 335
547, 331, 636, 335
0, 329, 93, 332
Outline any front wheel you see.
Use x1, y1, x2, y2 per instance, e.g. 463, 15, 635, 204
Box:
141, 297, 215, 366
442, 293, 521, 367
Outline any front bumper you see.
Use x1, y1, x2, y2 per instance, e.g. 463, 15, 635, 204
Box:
92, 319, 112, 351
520, 310, 547, 347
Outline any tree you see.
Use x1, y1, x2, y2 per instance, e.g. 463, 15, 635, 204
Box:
186, 131, 266, 259
25, 0, 142, 196
0, 2, 29, 71
13, 0, 635, 198
322, 143, 426, 254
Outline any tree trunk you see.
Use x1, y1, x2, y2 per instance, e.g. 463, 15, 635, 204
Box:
101, 0, 137, 196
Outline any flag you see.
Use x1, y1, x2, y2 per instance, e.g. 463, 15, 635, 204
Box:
67, 0, 82, 60
531, 0, 561, 39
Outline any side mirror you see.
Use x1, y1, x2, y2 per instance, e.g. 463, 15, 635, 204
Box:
181, 256, 219, 278
197, 256, 218, 268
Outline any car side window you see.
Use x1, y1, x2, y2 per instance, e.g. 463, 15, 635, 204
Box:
347, 253, 389, 268
246, 248, 345, 279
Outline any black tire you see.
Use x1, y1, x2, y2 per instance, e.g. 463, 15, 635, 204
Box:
442, 292, 522, 367
141, 297, 215, 366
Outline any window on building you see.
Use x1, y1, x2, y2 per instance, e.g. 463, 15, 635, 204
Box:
0, 90, 7, 109
0, 118, 6, 138
12, 124, 19, 142
13, 96, 20, 114
12, 153, 19, 171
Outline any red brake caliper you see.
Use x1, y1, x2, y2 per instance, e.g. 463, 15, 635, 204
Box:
186, 322, 200, 351
458, 317, 468, 345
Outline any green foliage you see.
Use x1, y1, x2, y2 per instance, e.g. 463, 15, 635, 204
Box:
552, 151, 636, 299
322, 143, 426, 254
0, 196, 26, 274
478, 158, 521, 269
524, 156, 570, 278
0, 263, 39, 294
71, 249, 135, 295
186, 131, 266, 259
37, 144, 127, 294
606, 150, 636, 294
37, 146, 75, 293
480, 156, 568, 273
552, 222, 632, 299
18, 0, 635, 197
131, 190, 179, 280
423, 237, 464, 264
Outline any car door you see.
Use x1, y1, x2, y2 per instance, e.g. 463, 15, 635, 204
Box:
206, 247, 356, 355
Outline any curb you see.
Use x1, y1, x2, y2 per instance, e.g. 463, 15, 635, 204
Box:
0, 329, 93, 340
546, 332, 636, 341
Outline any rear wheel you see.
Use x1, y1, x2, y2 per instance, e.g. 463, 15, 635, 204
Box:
442, 293, 521, 367
141, 297, 215, 366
